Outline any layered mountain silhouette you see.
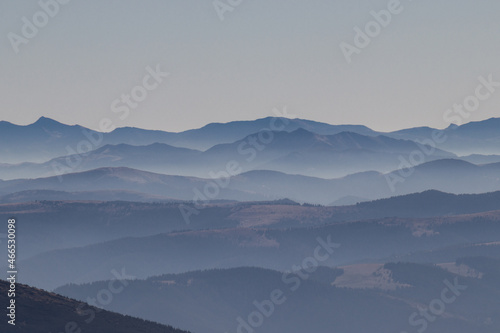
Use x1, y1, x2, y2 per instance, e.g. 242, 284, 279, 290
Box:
386, 117, 500, 155
4, 190, 500, 261
1, 159, 500, 205
0, 128, 455, 180
3, 115, 500, 333
0, 116, 375, 164
2, 116, 500, 166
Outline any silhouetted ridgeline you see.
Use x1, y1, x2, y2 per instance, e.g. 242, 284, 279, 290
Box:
0, 280, 189, 333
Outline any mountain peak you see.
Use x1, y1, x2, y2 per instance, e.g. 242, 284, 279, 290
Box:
32, 116, 64, 127
446, 123, 459, 130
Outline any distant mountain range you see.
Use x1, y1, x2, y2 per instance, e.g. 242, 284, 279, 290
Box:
0, 116, 377, 164
388, 118, 500, 155
1, 159, 500, 205
0, 128, 456, 180
3, 115, 500, 333
2, 116, 500, 166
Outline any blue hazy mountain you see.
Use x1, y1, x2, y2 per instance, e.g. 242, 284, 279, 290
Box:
2, 116, 500, 165
0, 116, 90, 163
1, 159, 499, 205
0, 116, 376, 164
106, 117, 378, 150
3, 116, 500, 333
0, 128, 455, 180
0, 143, 203, 180
385, 117, 500, 155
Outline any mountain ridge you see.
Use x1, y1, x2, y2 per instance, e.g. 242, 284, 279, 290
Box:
2, 116, 500, 164
1, 159, 500, 204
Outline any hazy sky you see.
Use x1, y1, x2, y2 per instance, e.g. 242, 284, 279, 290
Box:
1, 0, 499, 132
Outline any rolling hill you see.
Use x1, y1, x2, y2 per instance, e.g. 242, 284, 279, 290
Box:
54, 264, 500, 333
14, 209, 500, 290
3, 190, 500, 260
0, 280, 189, 333
2, 159, 500, 205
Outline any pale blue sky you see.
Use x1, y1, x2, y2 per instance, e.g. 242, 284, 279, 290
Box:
1, 0, 499, 132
